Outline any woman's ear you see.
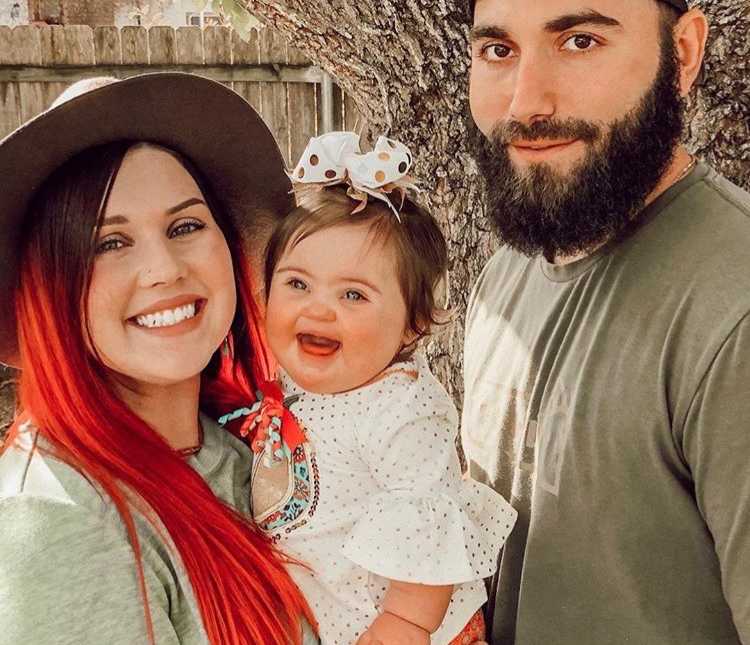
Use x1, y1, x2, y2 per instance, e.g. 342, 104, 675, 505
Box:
673, 8, 709, 96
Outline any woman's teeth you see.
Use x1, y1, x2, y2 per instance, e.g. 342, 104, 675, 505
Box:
136, 302, 197, 328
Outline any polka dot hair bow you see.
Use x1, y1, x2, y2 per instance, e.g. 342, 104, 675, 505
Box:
291, 131, 416, 221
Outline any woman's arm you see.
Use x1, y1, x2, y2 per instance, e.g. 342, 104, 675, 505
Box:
0, 495, 180, 645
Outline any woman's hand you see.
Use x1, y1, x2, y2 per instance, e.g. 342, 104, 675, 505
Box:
355, 611, 430, 645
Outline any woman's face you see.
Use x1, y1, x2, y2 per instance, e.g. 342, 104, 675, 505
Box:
86, 145, 236, 387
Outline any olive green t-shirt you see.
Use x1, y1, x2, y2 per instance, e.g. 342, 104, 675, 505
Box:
0, 414, 318, 645
463, 164, 750, 644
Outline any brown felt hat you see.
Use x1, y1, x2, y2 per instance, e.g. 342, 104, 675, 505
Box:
0, 72, 293, 367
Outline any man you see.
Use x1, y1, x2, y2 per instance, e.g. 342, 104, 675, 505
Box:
463, 0, 750, 643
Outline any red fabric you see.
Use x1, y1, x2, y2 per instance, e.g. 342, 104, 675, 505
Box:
448, 610, 486, 645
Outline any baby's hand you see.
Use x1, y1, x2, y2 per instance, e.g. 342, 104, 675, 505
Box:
355, 611, 431, 645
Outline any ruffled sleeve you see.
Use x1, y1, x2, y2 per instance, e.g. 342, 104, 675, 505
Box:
342, 355, 517, 585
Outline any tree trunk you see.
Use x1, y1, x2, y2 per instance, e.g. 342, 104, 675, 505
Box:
1, 1, 748, 441
240, 0, 750, 405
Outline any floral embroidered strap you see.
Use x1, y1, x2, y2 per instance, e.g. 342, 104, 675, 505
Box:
218, 381, 306, 468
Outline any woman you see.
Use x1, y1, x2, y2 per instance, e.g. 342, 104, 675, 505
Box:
0, 73, 317, 644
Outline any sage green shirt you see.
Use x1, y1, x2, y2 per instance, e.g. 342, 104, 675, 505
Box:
463, 164, 750, 644
0, 414, 318, 645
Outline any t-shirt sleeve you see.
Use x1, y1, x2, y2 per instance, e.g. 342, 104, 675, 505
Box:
681, 314, 750, 639
0, 495, 179, 645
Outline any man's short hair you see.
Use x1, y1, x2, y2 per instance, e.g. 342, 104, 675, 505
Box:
466, 0, 685, 26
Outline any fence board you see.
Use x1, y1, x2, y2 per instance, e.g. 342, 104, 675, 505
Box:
203, 26, 231, 65
38, 25, 66, 113
232, 28, 261, 115
149, 26, 176, 65
0, 26, 20, 136
176, 26, 202, 65
64, 26, 95, 66
94, 26, 121, 65
259, 28, 289, 164
12, 26, 44, 124
287, 44, 316, 166
0, 25, 353, 150
121, 26, 148, 65
344, 93, 363, 132
0, 65, 323, 83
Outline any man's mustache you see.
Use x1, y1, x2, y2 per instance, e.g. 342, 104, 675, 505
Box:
489, 118, 602, 146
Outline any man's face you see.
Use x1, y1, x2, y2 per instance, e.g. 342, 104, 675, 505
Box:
468, 0, 685, 258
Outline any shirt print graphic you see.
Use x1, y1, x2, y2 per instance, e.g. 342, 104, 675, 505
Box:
535, 383, 573, 497
252, 435, 320, 538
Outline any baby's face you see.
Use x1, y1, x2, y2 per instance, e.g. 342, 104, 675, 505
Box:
266, 222, 410, 394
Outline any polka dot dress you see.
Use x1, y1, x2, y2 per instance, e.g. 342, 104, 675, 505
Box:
254, 353, 517, 645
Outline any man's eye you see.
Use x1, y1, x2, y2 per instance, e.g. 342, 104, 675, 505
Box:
481, 43, 513, 61
344, 290, 364, 301
561, 34, 599, 52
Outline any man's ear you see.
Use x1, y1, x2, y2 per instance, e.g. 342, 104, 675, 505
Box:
673, 8, 709, 96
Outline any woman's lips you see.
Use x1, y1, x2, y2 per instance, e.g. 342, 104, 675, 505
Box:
297, 333, 341, 357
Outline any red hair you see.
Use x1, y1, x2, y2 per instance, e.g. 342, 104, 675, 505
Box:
10, 141, 314, 644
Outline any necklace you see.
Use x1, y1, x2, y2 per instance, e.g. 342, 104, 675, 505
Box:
674, 154, 697, 185
177, 422, 204, 457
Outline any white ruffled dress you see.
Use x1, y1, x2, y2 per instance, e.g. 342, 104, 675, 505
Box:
250, 353, 517, 645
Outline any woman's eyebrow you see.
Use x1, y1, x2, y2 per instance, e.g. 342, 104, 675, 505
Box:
544, 10, 622, 33
100, 198, 206, 227
166, 197, 206, 215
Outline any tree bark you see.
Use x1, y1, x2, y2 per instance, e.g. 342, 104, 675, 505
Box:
240, 0, 750, 405
1, 1, 748, 440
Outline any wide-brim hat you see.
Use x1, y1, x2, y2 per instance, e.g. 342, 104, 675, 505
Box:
0, 72, 293, 366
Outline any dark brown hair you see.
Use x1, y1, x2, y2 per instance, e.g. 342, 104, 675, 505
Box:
264, 185, 450, 352
466, 0, 683, 24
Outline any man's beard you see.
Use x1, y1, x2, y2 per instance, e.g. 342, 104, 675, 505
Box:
467, 32, 686, 259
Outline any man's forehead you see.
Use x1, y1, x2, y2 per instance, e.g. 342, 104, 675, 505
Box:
473, 0, 657, 29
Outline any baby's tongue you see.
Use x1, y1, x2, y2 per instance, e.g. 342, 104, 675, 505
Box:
297, 333, 340, 356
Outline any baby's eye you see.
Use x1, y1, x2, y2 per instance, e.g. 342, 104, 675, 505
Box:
95, 236, 127, 255
287, 278, 308, 291
170, 219, 205, 238
561, 34, 599, 52
343, 290, 365, 302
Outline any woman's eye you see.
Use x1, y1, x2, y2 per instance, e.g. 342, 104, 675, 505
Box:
95, 237, 126, 255
481, 43, 513, 61
562, 34, 599, 52
170, 219, 205, 238
344, 290, 365, 302
287, 278, 307, 291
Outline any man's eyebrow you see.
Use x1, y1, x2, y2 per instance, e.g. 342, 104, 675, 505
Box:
544, 10, 622, 33
469, 25, 511, 43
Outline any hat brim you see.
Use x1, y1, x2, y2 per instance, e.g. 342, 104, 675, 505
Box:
0, 72, 293, 366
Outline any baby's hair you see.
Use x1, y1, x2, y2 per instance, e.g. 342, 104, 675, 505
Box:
264, 185, 450, 354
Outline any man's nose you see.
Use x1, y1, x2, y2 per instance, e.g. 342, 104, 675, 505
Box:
507, 52, 556, 126
137, 241, 187, 288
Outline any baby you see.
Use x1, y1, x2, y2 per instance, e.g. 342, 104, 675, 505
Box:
242, 133, 516, 644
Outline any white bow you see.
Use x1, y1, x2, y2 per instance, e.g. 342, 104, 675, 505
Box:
290, 131, 415, 220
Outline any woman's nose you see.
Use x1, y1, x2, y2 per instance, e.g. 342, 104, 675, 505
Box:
137, 241, 187, 288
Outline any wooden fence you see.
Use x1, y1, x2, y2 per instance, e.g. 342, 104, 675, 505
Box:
0, 24, 362, 166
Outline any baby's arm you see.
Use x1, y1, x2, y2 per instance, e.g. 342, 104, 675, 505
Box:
358, 581, 453, 644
